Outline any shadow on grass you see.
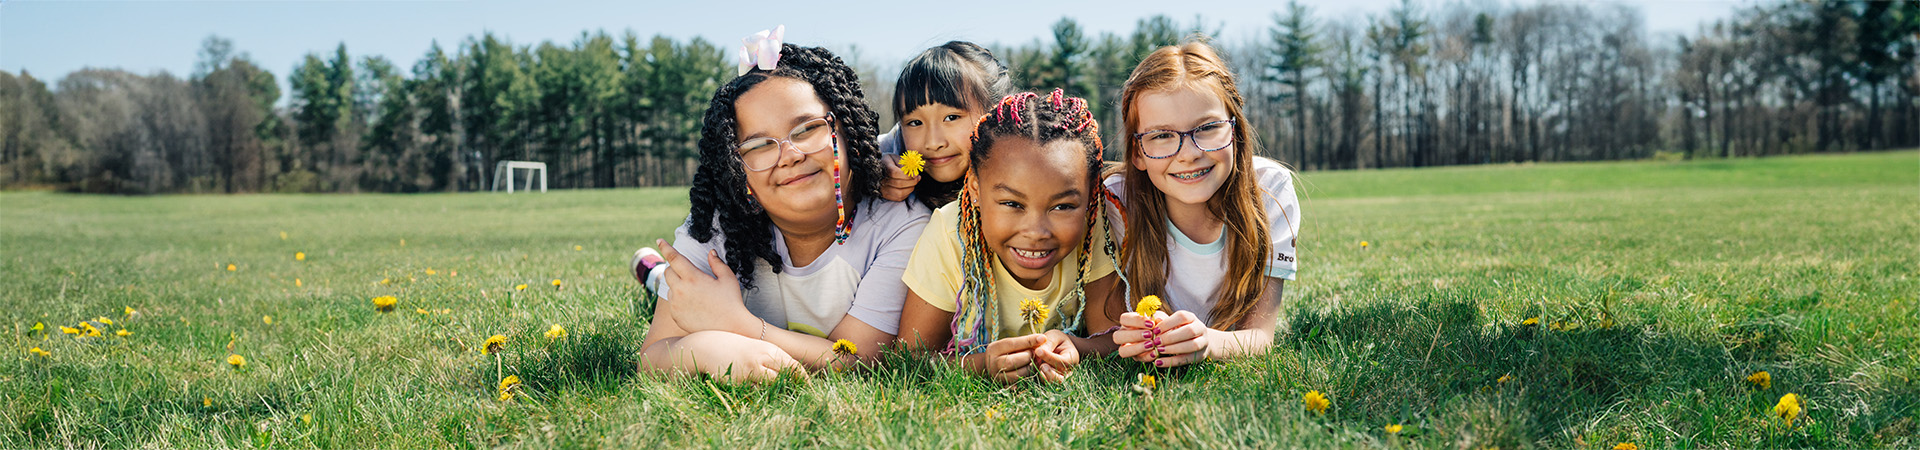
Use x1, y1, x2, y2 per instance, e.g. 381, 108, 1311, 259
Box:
1282, 296, 1915, 448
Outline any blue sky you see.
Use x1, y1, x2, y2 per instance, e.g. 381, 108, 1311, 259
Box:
3, 0, 1746, 94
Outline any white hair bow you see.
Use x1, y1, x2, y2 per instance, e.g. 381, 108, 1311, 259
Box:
737, 25, 785, 76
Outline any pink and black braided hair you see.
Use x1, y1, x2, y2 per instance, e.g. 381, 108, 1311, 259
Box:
947, 89, 1118, 354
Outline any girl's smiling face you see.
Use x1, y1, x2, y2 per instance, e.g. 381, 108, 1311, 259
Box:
901, 102, 979, 182
732, 76, 847, 232
976, 137, 1092, 290
1130, 85, 1235, 208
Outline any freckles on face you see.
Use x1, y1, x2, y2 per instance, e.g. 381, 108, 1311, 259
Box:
901, 102, 979, 182
975, 138, 1092, 290
1129, 85, 1235, 208
732, 77, 844, 226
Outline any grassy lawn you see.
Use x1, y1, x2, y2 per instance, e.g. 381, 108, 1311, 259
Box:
3, 150, 1915, 448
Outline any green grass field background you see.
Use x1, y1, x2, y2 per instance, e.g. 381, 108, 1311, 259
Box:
3, 151, 1915, 448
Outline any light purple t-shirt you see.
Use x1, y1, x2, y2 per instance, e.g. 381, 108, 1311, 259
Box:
663, 198, 930, 336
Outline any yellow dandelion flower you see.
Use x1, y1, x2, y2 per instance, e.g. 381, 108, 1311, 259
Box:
483, 334, 508, 355
1138, 373, 1157, 391
203, 397, 212, 407
1497, 374, 1513, 384
899, 150, 927, 177
380, 278, 391, 285
31, 322, 44, 332
545, 324, 568, 340
515, 284, 528, 292
831, 339, 857, 356
1360, 241, 1370, 248
1135, 295, 1163, 317
227, 354, 246, 369
1613, 443, 1638, 450
124, 306, 136, 316
300, 413, 311, 425
1384, 424, 1403, 434
984, 407, 1000, 420
372, 296, 397, 312
424, 268, 436, 275
227, 264, 237, 271
1303, 390, 1330, 415
574, 245, 583, 251
1747, 371, 1772, 390
1773, 393, 1802, 426
499, 375, 521, 392
295, 252, 305, 261
1019, 298, 1050, 332
97, 317, 113, 326
61, 326, 79, 335
116, 329, 131, 337
1521, 317, 1539, 326
29, 347, 51, 358
295, 278, 302, 287
551, 279, 563, 288
498, 391, 514, 402
263, 316, 273, 325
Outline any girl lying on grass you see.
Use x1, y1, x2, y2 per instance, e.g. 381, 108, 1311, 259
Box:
897, 89, 1125, 383
637, 28, 931, 382
875, 41, 1016, 208
1106, 39, 1302, 368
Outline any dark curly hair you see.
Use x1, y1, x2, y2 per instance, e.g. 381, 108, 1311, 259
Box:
687, 44, 884, 290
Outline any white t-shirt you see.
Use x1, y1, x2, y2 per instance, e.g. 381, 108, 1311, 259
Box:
662, 198, 930, 337
1101, 156, 1301, 326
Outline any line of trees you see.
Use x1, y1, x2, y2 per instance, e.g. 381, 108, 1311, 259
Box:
1, 0, 1914, 194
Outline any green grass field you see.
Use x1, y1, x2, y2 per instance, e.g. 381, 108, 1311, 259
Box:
4, 151, 1916, 448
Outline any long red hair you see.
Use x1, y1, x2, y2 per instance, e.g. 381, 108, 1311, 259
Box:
1117, 40, 1271, 329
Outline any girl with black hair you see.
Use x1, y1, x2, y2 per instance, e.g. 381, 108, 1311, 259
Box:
896, 89, 1125, 384
638, 28, 931, 382
875, 41, 1016, 209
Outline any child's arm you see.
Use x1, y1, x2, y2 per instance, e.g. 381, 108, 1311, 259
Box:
638, 293, 802, 382
653, 241, 892, 371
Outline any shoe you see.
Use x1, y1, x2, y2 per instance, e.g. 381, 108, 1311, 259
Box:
631, 247, 665, 284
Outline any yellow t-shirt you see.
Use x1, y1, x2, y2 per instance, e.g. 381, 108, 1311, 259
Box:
902, 201, 1117, 340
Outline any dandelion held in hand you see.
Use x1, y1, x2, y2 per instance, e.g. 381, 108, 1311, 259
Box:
1018, 298, 1050, 335
1135, 295, 1163, 318
899, 150, 927, 177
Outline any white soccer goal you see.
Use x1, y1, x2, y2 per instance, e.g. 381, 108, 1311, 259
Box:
492, 161, 548, 193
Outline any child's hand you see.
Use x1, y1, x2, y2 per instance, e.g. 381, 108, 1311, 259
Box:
1113, 311, 1168, 361
679, 330, 804, 383
1140, 310, 1211, 368
1033, 330, 1081, 383
656, 239, 755, 335
879, 154, 919, 202
982, 334, 1046, 384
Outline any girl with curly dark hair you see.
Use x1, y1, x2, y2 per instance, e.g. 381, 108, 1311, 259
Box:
638, 28, 930, 382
